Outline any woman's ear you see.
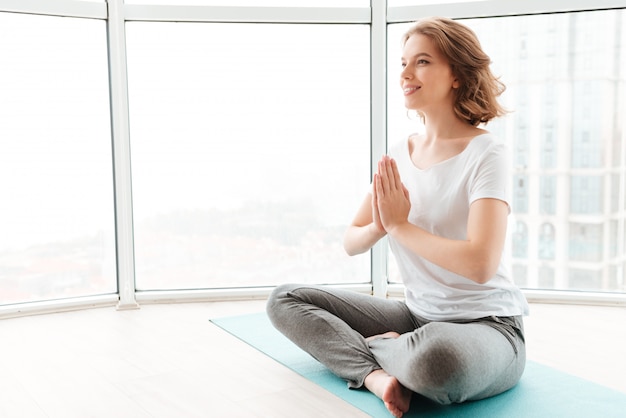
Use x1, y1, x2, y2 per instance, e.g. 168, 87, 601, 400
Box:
452, 78, 460, 89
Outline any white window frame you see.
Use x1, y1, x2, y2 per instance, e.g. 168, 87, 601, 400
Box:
0, 0, 624, 318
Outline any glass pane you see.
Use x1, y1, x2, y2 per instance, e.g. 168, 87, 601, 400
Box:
125, 0, 368, 6
0, 13, 116, 305
387, 10, 626, 293
127, 23, 370, 290
388, 0, 490, 6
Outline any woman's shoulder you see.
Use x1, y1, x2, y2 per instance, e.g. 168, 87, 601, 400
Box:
468, 131, 505, 152
471, 129, 495, 142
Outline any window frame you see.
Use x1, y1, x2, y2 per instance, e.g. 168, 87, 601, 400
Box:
0, 0, 624, 318
0, 1, 118, 317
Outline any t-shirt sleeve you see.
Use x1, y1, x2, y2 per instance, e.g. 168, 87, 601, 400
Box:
469, 142, 511, 211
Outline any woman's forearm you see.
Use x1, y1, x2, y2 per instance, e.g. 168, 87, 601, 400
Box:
343, 223, 387, 256
387, 222, 500, 283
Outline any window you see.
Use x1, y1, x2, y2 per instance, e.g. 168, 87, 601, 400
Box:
571, 176, 603, 215
610, 220, 619, 258
538, 223, 555, 260
512, 264, 528, 288
541, 128, 556, 169
538, 265, 555, 289
569, 223, 603, 263
2, 3, 625, 311
388, 9, 625, 293
0, 12, 115, 305
611, 173, 621, 212
608, 264, 624, 291
569, 268, 603, 291
572, 81, 605, 169
512, 221, 528, 258
515, 125, 529, 168
540, 176, 556, 215
513, 175, 529, 213
126, 23, 371, 290
125, 0, 367, 5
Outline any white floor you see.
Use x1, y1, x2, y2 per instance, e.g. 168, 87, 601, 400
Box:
0, 300, 625, 418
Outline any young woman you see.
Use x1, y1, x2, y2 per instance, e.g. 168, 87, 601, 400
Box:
267, 17, 528, 418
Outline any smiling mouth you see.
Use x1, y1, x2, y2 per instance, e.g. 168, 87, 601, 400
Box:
403, 86, 420, 95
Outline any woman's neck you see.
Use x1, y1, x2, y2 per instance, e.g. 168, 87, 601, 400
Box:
421, 114, 482, 142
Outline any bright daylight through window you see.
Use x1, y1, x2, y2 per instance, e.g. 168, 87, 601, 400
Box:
0, 11, 116, 305
0, 2, 624, 309
125, 23, 371, 290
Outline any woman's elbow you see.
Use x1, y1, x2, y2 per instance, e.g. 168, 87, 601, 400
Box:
343, 242, 358, 256
343, 236, 366, 256
343, 231, 360, 256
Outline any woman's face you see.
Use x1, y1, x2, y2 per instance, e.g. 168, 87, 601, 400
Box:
400, 34, 459, 113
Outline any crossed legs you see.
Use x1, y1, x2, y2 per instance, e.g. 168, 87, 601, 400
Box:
266, 284, 525, 416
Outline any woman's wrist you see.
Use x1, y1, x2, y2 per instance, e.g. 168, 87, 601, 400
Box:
368, 223, 387, 240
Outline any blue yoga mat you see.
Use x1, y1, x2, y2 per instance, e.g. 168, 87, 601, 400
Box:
211, 312, 626, 418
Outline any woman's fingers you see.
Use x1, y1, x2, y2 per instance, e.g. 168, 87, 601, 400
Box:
390, 158, 403, 190
372, 175, 385, 232
374, 172, 382, 198
377, 159, 389, 194
378, 155, 401, 192
374, 156, 411, 232
402, 183, 410, 200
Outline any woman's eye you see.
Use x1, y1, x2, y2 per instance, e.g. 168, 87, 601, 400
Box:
417, 59, 429, 65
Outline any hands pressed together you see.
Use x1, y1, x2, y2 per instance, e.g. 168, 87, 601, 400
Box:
372, 156, 411, 236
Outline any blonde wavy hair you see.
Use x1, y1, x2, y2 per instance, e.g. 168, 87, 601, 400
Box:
403, 17, 507, 126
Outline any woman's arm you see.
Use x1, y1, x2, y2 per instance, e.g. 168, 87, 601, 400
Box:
343, 192, 387, 256
376, 156, 508, 284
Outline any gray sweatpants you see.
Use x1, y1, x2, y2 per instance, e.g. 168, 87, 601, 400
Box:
266, 284, 526, 405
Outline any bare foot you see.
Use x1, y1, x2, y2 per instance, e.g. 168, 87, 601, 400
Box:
365, 331, 401, 342
365, 369, 412, 418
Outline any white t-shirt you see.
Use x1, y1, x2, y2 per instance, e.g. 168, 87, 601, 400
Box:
387, 133, 529, 321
